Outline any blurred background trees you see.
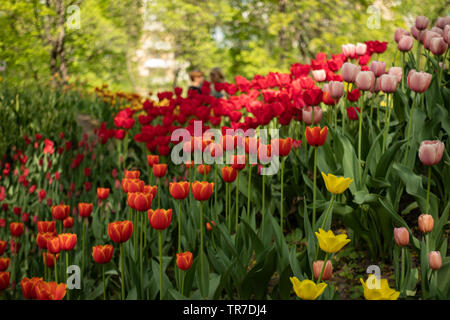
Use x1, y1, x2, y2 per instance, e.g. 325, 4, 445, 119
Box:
0, 0, 447, 91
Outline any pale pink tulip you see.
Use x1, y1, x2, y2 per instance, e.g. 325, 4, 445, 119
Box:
407, 69, 432, 93
398, 35, 414, 52
428, 251, 442, 270
355, 71, 375, 91
369, 61, 386, 77
415, 16, 429, 30
302, 106, 323, 125
341, 62, 360, 83
418, 140, 444, 166
379, 74, 398, 93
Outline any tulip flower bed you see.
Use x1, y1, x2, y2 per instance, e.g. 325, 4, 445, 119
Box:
0, 14, 449, 301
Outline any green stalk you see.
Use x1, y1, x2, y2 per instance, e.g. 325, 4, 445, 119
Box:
178, 201, 182, 252
357, 93, 364, 185
235, 172, 239, 232
54, 259, 58, 283
120, 243, 124, 300
102, 264, 106, 300
247, 164, 252, 216
403, 93, 416, 164
280, 157, 285, 232
140, 212, 143, 299
382, 94, 391, 153
312, 147, 317, 230
66, 251, 70, 300
157, 179, 161, 208
262, 174, 265, 235
181, 271, 186, 297
158, 230, 163, 300
226, 183, 229, 232
199, 202, 204, 295
426, 166, 431, 214
82, 219, 86, 274
317, 253, 329, 283
401, 52, 405, 91
320, 194, 336, 231
400, 247, 405, 294
214, 165, 217, 220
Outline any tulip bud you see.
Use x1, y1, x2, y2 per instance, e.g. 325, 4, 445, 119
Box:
418, 214, 434, 233
312, 70, 326, 82
415, 16, 429, 30
369, 61, 386, 77
341, 62, 360, 83
355, 71, 375, 91
328, 81, 344, 99
430, 37, 448, 56
398, 35, 414, 52
407, 70, 432, 93
388, 67, 403, 83
394, 227, 409, 247
176, 251, 193, 271
302, 106, 323, 125
342, 44, 356, 58
394, 28, 410, 43
355, 42, 367, 56
418, 140, 444, 166
313, 260, 333, 281
379, 74, 398, 93
428, 251, 442, 270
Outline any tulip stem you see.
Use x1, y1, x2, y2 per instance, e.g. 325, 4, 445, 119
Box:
247, 164, 252, 217
140, 212, 143, 299
200, 202, 204, 297
178, 201, 182, 252
262, 174, 265, 236
226, 183, 229, 232
102, 264, 106, 300
158, 230, 163, 300
403, 93, 416, 164
382, 94, 392, 153
357, 92, 364, 185
426, 166, 431, 214
317, 253, 329, 283
235, 173, 239, 233
157, 179, 161, 208
400, 247, 405, 294
280, 157, 285, 232
320, 194, 335, 231
54, 259, 58, 283
120, 243, 124, 300
82, 218, 86, 274
66, 251, 70, 300
214, 165, 217, 220
312, 146, 317, 230
401, 52, 406, 91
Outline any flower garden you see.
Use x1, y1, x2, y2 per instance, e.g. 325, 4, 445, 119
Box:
0, 12, 449, 301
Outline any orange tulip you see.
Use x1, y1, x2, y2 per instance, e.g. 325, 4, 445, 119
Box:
147, 155, 160, 167
191, 181, 214, 201
127, 192, 153, 212
10, 222, 24, 237
153, 164, 168, 178
51, 204, 70, 220
206, 221, 216, 231
148, 209, 172, 230
0, 257, 9, 271
78, 203, 93, 217
34, 281, 66, 300
47, 237, 61, 254
313, 260, 333, 281
37, 221, 56, 235
43, 252, 59, 268
144, 185, 158, 199
97, 187, 110, 200
176, 251, 193, 270
169, 182, 190, 200
21, 277, 43, 299
305, 126, 328, 147
92, 244, 114, 264
197, 164, 211, 175
124, 170, 140, 179
0, 272, 10, 291
418, 214, 434, 233
108, 221, 133, 243
121, 179, 144, 193
0, 241, 6, 255
36, 232, 54, 250
271, 138, 293, 157
58, 233, 77, 251
222, 166, 238, 183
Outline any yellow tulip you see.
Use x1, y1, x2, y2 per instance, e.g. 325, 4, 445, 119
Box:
321, 172, 353, 194
290, 277, 327, 300
360, 275, 400, 300
315, 228, 351, 253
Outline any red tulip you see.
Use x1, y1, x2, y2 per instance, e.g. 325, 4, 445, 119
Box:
0, 241, 6, 255
153, 164, 168, 178
78, 203, 93, 218
34, 281, 66, 300
47, 237, 61, 254
230, 155, 247, 171
244, 137, 259, 155
143, 185, 158, 199
222, 166, 238, 183
197, 164, 211, 176
0, 257, 9, 271
305, 126, 328, 147
43, 252, 59, 268
124, 170, 140, 179
176, 251, 193, 270
148, 209, 172, 230
10, 222, 24, 237
127, 192, 153, 211
63, 216, 74, 229
347, 106, 361, 120
191, 181, 214, 201
13, 207, 22, 216
51, 204, 70, 220
97, 188, 110, 200
36, 232, 53, 250
0, 272, 10, 291
21, 277, 43, 299
37, 221, 56, 235
121, 179, 145, 193
92, 244, 114, 264
108, 221, 133, 243
169, 182, 190, 200
58, 233, 77, 251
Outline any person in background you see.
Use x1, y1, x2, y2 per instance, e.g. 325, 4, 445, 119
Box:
188, 70, 204, 94
210, 67, 226, 98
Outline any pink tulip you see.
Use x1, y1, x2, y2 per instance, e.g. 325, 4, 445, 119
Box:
355, 43, 367, 56
374, 77, 382, 93
418, 140, 444, 166
430, 37, 448, 56
410, 26, 420, 40
355, 71, 375, 91
342, 44, 356, 58
436, 17, 449, 29
312, 69, 326, 82
428, 251, 442, 270
328, 81, 344, 99
394, 227, 409, 247
394, 28, 410, 43
423, 31, 442, 49
430, 27, 444, 37
418, 214, 434, 233
388, 67, 402, 83
398, 35, 414, 52
341, 62, 361, 83
407, 69, 432, 93
313, 260, 333, 281
444, 25, 450, 44
369, 61, 386, 77
415, 16, 429, 30
302, 106, 323, 125
379, 74, 398, 93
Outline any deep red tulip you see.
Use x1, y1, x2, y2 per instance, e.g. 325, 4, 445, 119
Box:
0, 272, 10, 291
148, 209, 172, 230
43, 252, 58, 268
21, 277, 43, 299
108, 221, 133, 243
78, 203, 93, 218
153, 164, 168, 178
222, 166, 238, 183
10, 222, 24, 237
36, 232, 53, 250
169, 182, 190, 200
13, 207, 22, 216
127, 192, 153, 211
37, 221, 56, 235
63, 216, 74, 229
176, 251, 193, 270
58, 233, 77, 251
0, 257, 9, 271
305, 126, 328, 147
97, 188, 110, 200
197, 164, 211, 175
51, 204, 70, 221
230, 155, 247, 171
0, 241, 6, 255
92, 244, 114, 264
